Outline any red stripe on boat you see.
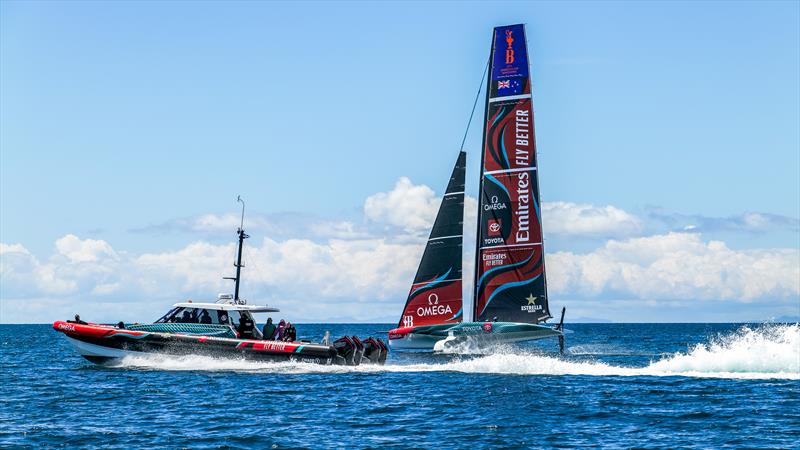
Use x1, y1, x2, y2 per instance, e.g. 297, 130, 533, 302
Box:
52, 321, 147, 339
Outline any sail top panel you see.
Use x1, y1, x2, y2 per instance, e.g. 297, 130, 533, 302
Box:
473, 24, 550, 324
489, 24, 531, 100
398, 151, 466, 328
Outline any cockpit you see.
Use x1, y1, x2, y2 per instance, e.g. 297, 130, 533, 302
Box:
152, 298, 281, 340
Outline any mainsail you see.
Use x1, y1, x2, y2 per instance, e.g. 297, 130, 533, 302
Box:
472, 24, 551, 324
398, 151, 466, 328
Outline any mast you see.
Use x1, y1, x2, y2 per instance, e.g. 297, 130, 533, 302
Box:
472, 24, 551, 324
471, 35, 497, 322
230, 196, 249, 302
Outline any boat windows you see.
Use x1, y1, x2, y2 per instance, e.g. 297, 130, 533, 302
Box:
198, 309, 213, 324
227, 310, 242, 326
157, 307, 258, 327
216, 309, 231, 326
180, 309, 199, 323
155, 307, 179, 323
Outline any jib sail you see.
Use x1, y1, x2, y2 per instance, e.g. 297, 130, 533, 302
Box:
472, 24, 551, 324
398, 151, 466, 328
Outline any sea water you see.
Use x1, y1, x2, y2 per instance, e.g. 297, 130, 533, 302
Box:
1, 323, 798, 448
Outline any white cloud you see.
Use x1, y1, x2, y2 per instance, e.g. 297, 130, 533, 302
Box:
1, 235, 424, 323
364, 177, 440, 233
54, 234, 118, 263
547, 232, 800, 302
2, 178, 798, 323
542, 201, 643, 237
1, 241, 76, 296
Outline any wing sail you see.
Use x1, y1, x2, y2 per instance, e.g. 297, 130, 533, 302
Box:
473, 24, 551, 324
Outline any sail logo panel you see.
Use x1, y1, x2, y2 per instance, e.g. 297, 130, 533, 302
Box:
484, 99, 537, 172
479, 170, 542, 248
474, 24, 550, 324
475, 246, 546, 322
398, 152, 466, 328
490, 24, 530, 99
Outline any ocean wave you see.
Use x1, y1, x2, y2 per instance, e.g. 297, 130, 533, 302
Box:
114, 324, 800, 380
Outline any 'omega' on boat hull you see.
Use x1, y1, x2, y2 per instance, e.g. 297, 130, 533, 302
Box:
54, 321, 386, 366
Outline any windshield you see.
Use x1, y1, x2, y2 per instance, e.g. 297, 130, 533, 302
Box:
157, 307, 237, 326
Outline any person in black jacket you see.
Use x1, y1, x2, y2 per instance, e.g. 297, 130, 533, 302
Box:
237, 314, 255, 339
282, 322, 297, 342
199, 310, 212, 324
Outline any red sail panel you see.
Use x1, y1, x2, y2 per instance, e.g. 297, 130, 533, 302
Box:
473, 24, 550, 324
483, 98, 537, 172
400, 278, 463, 328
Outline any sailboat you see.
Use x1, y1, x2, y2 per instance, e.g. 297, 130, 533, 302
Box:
388, 24, 565, 352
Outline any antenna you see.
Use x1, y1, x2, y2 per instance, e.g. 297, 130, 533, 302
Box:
237, 195, 245, 230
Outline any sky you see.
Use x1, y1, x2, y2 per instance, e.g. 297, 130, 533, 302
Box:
1, 0, 798, 324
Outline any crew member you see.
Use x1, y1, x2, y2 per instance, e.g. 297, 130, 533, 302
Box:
262, 317, 276, 340
282, 322, 297, 342
237, 314, 255, 339
199, 310, 212, 324
71, 314, 87, 325
275, 319, 286, 341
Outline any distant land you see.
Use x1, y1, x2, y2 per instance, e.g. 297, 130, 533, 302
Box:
567, 317, 615, 324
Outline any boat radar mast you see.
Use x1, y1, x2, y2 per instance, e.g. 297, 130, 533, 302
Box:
223, 195, 249, 304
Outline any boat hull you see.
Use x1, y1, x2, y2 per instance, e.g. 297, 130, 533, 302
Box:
54, 321, 341, 365
388, 321, 562, 351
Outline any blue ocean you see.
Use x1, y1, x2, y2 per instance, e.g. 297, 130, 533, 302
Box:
1, 323, 798, 448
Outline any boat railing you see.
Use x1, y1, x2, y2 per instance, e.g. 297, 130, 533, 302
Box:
127, 323, 237, 338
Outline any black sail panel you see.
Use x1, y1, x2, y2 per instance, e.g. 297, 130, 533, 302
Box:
398, 151, 466, 328
473, 24, 550, 324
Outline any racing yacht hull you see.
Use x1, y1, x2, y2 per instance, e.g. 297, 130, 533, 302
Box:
388, 321, 562, 351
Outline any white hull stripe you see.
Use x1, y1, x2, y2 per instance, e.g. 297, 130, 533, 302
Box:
480, 242, 542, 251
484, 167, 536, 175
429, 235, 462, 241
489, 93, 532, 103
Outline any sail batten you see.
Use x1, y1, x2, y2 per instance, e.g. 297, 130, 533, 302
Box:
398, 151, 466, 329
472, 24, 551, 324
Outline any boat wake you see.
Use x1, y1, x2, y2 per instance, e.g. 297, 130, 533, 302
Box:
112, 324, 799, 380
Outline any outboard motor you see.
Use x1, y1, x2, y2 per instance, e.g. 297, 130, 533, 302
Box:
361, 337, 383, 364
350, 336, 365, 366
333, 336, 357, 366
376, 338, 388, 364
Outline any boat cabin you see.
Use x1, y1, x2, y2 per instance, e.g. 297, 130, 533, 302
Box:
154, 295, 280, 337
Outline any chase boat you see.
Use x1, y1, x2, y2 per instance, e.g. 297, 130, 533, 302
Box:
54, 197, 387, 366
